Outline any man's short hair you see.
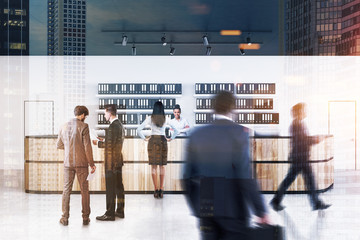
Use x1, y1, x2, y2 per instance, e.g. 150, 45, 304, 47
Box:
74, 105, 89, 117
104, 104, 117, 116
214, 91, 235, 114
291, 102, 306, 118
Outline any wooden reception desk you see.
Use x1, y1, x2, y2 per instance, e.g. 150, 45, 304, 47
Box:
24, 135, 333, 194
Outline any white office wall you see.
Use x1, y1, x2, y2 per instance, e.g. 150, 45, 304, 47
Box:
1, 56, 360, 169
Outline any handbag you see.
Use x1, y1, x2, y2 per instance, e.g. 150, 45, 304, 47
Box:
248, 224, 284, 240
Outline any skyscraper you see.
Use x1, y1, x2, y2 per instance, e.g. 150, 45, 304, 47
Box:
285, 0, 360, 56
0, 0, 29, 55
47, 1, 87, 122
47, 0, 86, 56
336, 0, 360, 55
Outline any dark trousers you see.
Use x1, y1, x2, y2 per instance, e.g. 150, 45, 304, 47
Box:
273, 162, 319, 206
105, 168, 125, 217
200, 218, 248, 240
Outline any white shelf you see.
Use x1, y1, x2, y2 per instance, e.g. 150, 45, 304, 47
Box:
193, 109, 214, 113
96, 124, 139, 129
96, 109, 174, 113
193, 109, 275, 112
96, 94, 182, 98
194, 94, 276, 97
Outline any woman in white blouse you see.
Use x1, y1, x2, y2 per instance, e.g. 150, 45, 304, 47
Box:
137, 101, 179, 199
169, 104, 190, 136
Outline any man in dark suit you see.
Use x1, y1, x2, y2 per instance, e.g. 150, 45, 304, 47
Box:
93, 104, 125, 221
270, 102, 331, 211
183, 91, 269, 240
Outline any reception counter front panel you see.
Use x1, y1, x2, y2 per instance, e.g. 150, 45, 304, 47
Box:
25, 135, 333, 193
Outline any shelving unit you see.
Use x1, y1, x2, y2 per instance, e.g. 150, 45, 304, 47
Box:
194, 83, 278, 125
97, 83, 182, 137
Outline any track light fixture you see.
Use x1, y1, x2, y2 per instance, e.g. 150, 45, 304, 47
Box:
206, 46, 212, 56
132, 44, 136, 56
122, 35, 128, 46
239, 48, 245, 55
247, 33, 252, 46
161, 34, 167, 46
202, 35, 209, 46
170, 46, 176, 55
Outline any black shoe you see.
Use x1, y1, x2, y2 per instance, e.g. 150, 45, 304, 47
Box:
96, 214, 115, 221
154, 189, 159, 198
83, 218, 90, 225
270, 199, 285, 211
313, 202, 331, 211
115, 211, 124, 218
59, 218, 68, 226
158, 189, 164, 199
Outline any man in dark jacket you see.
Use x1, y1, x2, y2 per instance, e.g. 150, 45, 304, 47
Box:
94, 104, 125, 221
183, 91, 269, 239
270, 102, 331, 211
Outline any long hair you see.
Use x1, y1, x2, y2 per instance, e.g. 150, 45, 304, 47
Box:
151, 101, 165, 127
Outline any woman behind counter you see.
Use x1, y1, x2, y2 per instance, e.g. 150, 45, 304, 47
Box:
137, 101, 179, 199
169, 104, 190, 136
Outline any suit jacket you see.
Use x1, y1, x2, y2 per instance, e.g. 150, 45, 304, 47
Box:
57, 118, 95, 168
99, 119, 124, 171
183, 119, 266, 220
290, 120, 317, 162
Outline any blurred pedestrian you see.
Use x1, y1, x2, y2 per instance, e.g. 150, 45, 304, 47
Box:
270, 102, 331, 211
183, 91, 269, 240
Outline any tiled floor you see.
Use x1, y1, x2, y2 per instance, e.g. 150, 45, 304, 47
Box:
0, 170, 360, 240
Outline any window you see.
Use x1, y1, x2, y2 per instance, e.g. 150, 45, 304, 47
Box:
15, 9, 26, 16
9, 43, 26, 50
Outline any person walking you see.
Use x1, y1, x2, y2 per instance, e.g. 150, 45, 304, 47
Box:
270, 102, 331, 211
183, 91, 269, 239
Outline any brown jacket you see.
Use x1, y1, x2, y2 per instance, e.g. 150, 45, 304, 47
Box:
57, 118, 95, 168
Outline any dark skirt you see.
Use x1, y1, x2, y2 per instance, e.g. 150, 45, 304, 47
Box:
148, 135, 168, 165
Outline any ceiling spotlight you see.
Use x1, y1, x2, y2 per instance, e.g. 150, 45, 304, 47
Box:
132, 45, 136, 56
202, 35, 209, 46
122, 35, 128, 46
170, 46, 176, 56
161, 34, 167, 46
239, 48, 245, 55
206, 46, 212, 56
247, 36, 252, 46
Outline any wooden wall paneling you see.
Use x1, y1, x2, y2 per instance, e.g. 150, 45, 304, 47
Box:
251, 139, 257, 161
25, 137, 333, 193
278, 139, 290, 161
24, 162, 29, 190
165, 163, 183, 191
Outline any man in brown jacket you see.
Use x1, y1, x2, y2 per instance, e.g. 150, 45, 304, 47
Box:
57, 106, 96, 226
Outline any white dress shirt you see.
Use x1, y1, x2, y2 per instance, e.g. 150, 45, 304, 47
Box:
169, 117, 190, 136
137, 116, 179, 140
